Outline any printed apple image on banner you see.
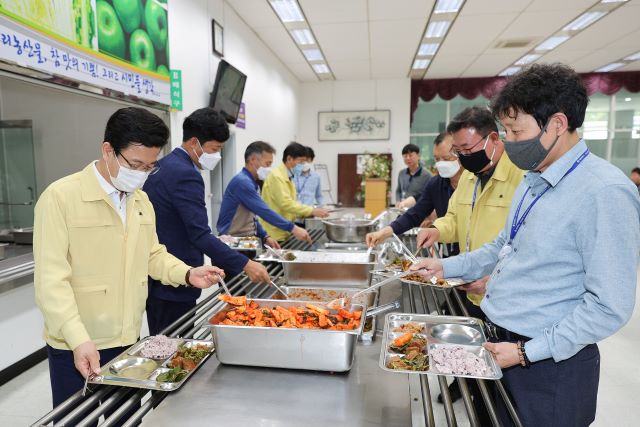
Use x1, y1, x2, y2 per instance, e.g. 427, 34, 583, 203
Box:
96, 0, 169, 74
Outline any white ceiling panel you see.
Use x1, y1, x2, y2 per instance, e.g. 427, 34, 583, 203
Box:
368, 0, 433, 21
426, 55, 477, 78
460, 0, 529, 16
256, 27, 307, 63
285, 61, 318, 82
227, 0, 282, 29
312, 22, 370, 61
227, 0, 640, 82
526, 0, 595, 13
440, 13, 519, 55
463, 53, 525, 77
369, 19, 426, 61
299, 0, 367, 24
329, 60, 372, 80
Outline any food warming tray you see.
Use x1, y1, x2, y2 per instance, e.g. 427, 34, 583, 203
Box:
379, 313, 502, 380
271, 286, 380, 342
88, 337, 214, 391
208, 298, 365, 372
258, 250, 377, 287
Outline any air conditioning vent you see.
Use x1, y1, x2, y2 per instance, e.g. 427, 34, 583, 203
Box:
494, 38, 534, 49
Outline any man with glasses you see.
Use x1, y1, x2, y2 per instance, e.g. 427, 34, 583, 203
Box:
366, 133, 461, 257
34, 107, 223, 419
143, 108, 271, 335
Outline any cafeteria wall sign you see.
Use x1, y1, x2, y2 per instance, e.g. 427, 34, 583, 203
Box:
318, 110, 391, 141
0, 0, 171, 105
235, 102, 245, 129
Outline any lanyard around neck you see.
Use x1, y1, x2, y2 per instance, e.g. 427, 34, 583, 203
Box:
509, 149, 589, 243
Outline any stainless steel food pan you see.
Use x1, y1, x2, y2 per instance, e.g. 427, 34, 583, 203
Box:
208, 299, 365, 372
281, 251, 377, 287
323, 218, 376, 243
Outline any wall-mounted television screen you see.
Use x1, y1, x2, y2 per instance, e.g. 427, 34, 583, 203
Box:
209, 60, 247, 124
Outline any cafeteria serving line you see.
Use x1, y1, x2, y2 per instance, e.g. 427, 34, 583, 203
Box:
0, 1, 640, 427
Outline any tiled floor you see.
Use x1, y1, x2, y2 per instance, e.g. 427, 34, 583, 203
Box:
1, 281, 639, 426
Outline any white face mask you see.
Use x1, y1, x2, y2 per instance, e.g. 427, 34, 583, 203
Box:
108, 153, 150, 193
301, 162, 312, 172
194, 140, 221, 170
257, 166, 272, 180
435, 160, 461, 178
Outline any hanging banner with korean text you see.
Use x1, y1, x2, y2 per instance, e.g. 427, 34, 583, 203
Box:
0, 0, 170, 104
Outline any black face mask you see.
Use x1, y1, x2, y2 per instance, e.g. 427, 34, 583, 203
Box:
458, 136, 495, 173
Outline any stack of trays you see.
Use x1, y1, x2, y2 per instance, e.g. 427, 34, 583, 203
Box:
379, 313, 502, 380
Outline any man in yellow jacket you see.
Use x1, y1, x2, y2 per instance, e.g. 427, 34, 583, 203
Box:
260, 142, 329, 241
419, 106, 524, 310
34, 107, 223, 414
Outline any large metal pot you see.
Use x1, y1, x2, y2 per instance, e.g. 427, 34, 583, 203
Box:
323, 218, 376, 243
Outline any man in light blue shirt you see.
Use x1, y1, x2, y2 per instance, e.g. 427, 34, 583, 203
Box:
294, 146, 323, 206
413, 64, 640, 427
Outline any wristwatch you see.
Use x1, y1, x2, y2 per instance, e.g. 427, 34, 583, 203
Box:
185, 268, 194, 287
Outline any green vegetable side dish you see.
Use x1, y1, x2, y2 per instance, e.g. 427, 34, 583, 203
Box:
387, 353, 429, 371
156, 366, 188, 383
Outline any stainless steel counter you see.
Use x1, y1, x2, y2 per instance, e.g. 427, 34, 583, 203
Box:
142, 339, 411, 427
0, 244, 34, 295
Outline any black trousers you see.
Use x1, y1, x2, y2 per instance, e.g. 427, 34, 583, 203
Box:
489, 329, 600, 427
47, 345, 139, 427
146, 296, 196, 336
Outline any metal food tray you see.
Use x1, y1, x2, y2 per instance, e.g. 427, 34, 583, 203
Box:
258, 250, 377, 287
88, 338, 214, 391
208, 298, 365, 372
222, 236, 263, 255
271, 286, 380, 342
379, 313, 502, 380
372, 270, 467, 289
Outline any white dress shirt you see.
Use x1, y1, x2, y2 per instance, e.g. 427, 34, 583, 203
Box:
92, 161, 127, 225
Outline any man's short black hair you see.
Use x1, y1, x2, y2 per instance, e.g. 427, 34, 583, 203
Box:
182, 107, 230, 143
490, 63, 588, 132
306, 146, 315, 161
447, 106, 498, 137
433, 133, 447, 146
245, 141, 276, 163
104, 107, 169, 153
632, 167, 640, 175
402, 144, 420, 155
283, 142, 308, 162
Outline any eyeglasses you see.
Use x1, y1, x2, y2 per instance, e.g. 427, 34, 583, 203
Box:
118, 152, 160, 175
453, 134, 489, 156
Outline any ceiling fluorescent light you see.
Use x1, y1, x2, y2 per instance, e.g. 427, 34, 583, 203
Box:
600, 0, 627, 3
434, 0, 464, 14
515, 54, 541, 65
595, 62, 624, 72
418, 43, 439, 56
624, 51, 640, 61
535, 35, 570, 51
290, 29, 314, 45
312, 63, 330, 74
412, 59, 430, 69
425, 21, 451, 38
270, 0, 305, 23
563, 11, 607, 31
499, 67, 521, 76
302, 49, 323, 61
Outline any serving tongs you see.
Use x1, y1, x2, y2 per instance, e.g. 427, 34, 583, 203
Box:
326, 268, 426, 309
82, 370, 98, 397
270, 280, 289, 299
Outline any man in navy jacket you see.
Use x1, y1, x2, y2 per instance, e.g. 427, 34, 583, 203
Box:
143, 108, 270, 334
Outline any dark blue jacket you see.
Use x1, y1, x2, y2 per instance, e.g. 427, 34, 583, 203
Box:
143, 148, 249, 302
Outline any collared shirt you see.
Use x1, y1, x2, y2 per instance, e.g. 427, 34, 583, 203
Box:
442, 140, 640, 363
396, 163, 432, 202
34, 163, 190, 351
433, 154, 524, 305
294, 170, 323, 206
92, 161, 127, 225
217, 167, 294, 238
261, 163, 313, 241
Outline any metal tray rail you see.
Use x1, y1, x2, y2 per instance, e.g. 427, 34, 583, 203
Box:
31, 229, 523, 427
